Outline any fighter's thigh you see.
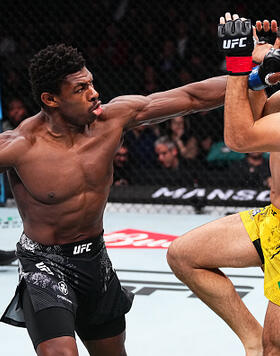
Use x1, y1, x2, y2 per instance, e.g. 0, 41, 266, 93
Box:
83, 331, 126, 356
168, 213, 262, 268
263, 301, 280, 353
22, 287, 78, 355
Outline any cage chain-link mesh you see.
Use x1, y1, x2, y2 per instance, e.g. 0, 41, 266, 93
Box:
0, 0, 278, 212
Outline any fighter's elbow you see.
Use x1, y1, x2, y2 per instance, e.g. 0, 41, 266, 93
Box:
224, 135, 249, 153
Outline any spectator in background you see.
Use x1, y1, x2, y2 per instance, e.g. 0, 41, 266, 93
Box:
189, 52, 210, 81
153, 135, 199, 186
142, 65, 160, 95
126, 53, 145, 93
124, 125, 159, 185
206, 141, 245, 167
227, 152, 271, 189
158, 39, 181, 89
99, 22, 130, 69
125, 125, 158, 167
2, 98, 29, 131
192, 109, 224, 163
175, 20, 191, 61
138, 21, 161, 57
199, 133, 213, 162
201, 140, 245, 187
177, 67, 193, 86
2, 98, 29, 201
166, 115, 199, 160
113, 144, 132, 186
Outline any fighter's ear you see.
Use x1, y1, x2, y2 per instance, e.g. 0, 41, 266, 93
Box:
41, 92, 59, 108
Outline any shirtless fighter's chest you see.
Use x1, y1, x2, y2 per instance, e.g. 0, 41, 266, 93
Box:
14, 129, 123, 202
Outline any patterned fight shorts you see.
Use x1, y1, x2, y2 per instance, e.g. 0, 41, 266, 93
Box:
0, 232, 134, 334
240, 204, 280, 305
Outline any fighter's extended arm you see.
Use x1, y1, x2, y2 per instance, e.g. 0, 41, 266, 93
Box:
0, 130, 30, 173
104, 75, 227, 129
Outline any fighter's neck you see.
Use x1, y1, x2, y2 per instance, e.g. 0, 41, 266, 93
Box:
40, 110, 88, 137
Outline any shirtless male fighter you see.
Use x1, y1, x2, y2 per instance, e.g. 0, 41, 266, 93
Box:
0, 43, 227, 356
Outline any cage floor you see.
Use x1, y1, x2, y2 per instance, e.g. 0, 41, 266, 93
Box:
0, 206, 266, 356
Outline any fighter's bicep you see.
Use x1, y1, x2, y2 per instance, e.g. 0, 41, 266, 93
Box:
134, 88, 195, 123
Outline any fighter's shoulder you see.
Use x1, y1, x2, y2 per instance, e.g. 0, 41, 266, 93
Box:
1, 114, 41, 146
96, 102, 123, 124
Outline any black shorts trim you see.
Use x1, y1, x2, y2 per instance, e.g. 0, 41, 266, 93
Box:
253, 238, 264, 265
76, 315, 126, 341
23, 286, 126, 348
22, 287, 75, 350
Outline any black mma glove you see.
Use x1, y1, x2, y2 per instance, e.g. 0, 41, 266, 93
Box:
218, 18, 254, 75
256, 27, 278, 45
249, 48, 280, 90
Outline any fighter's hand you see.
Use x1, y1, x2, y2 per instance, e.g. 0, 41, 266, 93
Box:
218, 13, 254, 75
249, 21, 280, 90
252, 19, 280, 64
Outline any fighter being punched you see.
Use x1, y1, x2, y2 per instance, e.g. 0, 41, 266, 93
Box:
167, 13, 280, 356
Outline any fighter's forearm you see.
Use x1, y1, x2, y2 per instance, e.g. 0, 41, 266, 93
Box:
180, 75, 227, 112
185, 75, 266, 117
224, 76, 254, 150
248, 89, 267, 121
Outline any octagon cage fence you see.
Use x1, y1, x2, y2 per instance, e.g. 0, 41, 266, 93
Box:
0, 0, 278, 215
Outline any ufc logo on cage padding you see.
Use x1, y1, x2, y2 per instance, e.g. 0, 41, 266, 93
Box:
223, 37, 248, 49
73, 242, 93, 255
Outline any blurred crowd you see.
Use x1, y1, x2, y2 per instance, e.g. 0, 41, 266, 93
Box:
113, 114, 271, 189
0, 0, 275, 195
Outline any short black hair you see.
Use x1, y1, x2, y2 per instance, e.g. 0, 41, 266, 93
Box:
29, 43, 86, 106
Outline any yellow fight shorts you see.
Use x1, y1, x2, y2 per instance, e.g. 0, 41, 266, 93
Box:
240, 204, 280, 305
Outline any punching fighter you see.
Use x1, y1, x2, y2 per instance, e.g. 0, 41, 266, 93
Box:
0, 20, 277, 355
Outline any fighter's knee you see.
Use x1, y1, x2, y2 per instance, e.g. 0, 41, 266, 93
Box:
167, 235, 190, 271
167, 238, 178, 268
37, 347, 76, 356
37, 338, 78, 356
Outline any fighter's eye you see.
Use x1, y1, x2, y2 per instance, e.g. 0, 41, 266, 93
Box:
75, 84, 87, 93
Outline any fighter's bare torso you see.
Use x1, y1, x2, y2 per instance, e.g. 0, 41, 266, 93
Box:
0, 72, 228, 245
7, 109, 124, 245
